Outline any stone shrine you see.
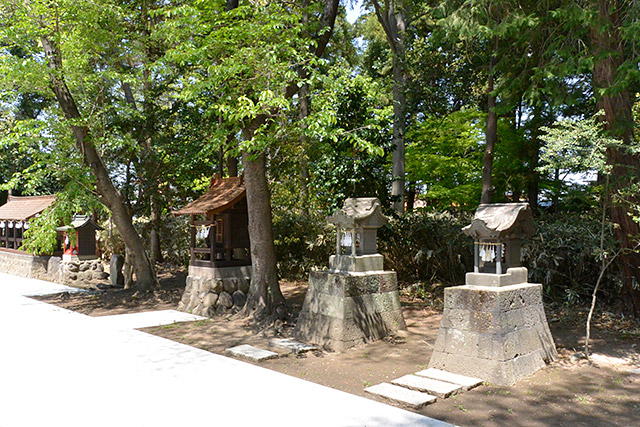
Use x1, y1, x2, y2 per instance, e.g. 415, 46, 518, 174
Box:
293, 198, 406, 351
428, 203, 557, 386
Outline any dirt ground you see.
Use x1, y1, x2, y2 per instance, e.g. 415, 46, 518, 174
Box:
33, 268, 640, 427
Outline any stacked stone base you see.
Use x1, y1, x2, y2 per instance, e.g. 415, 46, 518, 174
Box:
293, 270, 406, 351
428, 282, 557, 386
47, 257, 108, 288
178, 265, 251, 317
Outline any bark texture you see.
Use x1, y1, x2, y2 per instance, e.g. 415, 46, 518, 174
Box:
591, 0, 640, 317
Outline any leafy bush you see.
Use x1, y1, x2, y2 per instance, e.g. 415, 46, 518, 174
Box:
524, 212, 621, 305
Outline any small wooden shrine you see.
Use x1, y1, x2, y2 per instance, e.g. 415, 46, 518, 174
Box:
173, 175, 250, 268
56, 214, 103, 261
0, 195, 57, 250
462, 202, 535, 274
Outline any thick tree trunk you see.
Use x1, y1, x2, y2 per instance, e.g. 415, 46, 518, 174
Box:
42, 36, 157, 290
240, 148, 286, 320
481, 69, 497, 204
236, 0, 338, 320
592, 0, 640, 318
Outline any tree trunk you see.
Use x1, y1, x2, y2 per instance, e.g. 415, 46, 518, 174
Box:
592, 0, 640, 318
298, 80, 311, 214
481, 41, 498, 205
237, 0, 339, 320
41, 36, 157, 291
150, 198, 163, 263
240, 148, 286, 320
372, 0, 407, 214
391, 55, 406, 213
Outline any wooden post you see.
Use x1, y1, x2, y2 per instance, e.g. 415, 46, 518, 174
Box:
474, 242, 479, 273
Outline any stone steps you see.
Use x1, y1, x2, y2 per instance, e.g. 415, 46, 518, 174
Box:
364, 383, 437, 410
365, 368, 483, 409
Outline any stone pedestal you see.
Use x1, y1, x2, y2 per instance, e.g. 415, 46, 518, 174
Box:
293, 269, 406, 351
178, 265, 252, 317
428, 269, 557, 386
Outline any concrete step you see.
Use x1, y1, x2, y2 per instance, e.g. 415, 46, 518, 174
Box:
364, 383, 437, 410
225, 345, 280, 362
415, 368, 483, 391
391, 374, 462, 398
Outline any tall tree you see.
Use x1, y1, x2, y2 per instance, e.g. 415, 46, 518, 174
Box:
370, 0, 409, 213
1, 0, 158, 290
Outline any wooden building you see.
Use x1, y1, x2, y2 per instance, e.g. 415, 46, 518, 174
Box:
56, 214, 103, 261
173, 175, 250, 268
0, 195, 56, 250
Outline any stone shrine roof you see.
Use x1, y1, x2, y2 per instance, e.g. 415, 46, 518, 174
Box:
56, 214, 103, 232
0, 195, 56, 221
327, 198, 388, 228
172, 176, 246, 216
462, 202, 534, 240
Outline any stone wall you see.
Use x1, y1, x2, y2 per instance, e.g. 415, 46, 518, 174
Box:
47, 257, 108, 288
178, 265, 252, 317
0, 250, 50, 280
0, 250, 108, 288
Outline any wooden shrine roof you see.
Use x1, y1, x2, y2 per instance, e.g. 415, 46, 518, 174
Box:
172, 176, 246, 216
0, 195, 56, 221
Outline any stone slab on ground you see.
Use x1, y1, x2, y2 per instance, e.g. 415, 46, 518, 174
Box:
365, 383, 437, 410
391, 375, 462, 398
415, 368, 483, 391
226, 344, 280, 362
269, 338, 318, 354
94, 310, 205, 330
627, 367, 640, 374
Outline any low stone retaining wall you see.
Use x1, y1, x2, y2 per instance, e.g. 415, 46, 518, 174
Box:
0, 250, 50, 280
178, 265, 252, 317
0, 249, 108, 288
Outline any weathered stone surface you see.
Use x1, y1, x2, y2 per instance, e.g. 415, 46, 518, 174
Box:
364, 383, 437, 409
92, 271, 109, 280
223, 279, 237, 294
225, 345, 279, 362
232, 290, 246, 308
391, 375, 461, 398
203, 292, 218, 309
110, 255, 125, 287
79, 263, 90, 272
218, 291, 233, 309
415, 368, 483, 391
429, 282, 557, 386
269, 338, 317, 354
293, 270, 406, 351
177, 266, 252, 318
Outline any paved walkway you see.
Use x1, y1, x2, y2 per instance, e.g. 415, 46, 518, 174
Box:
0, 273, 453, 427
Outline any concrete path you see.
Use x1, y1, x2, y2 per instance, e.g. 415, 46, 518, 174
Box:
0, 273, 453, 427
